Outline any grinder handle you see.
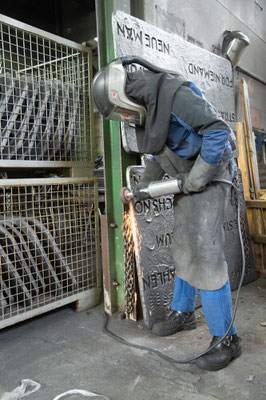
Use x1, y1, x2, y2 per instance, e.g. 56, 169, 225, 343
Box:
147, 178, 183, 198
120, 178, 182, 203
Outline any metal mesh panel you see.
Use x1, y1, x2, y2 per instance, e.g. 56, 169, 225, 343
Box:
0, 16, 91, 163
0, 177, 99, 321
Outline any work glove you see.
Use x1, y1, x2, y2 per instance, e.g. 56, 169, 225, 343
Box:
133, 159, 164, 201
133, 182, 150, 201
177, 155, 220, 195
140, 159, 165, 185
175, 173, 193, 195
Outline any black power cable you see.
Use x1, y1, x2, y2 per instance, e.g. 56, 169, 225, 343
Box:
121, 55, 180, 76
102, 179, 246, 364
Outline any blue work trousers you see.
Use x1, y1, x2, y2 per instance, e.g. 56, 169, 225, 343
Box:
171, 277, 237, 336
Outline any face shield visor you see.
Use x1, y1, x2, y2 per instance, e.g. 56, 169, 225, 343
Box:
92, 59, 146, 126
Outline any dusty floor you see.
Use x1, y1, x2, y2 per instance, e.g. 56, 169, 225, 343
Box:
0, 279, 265, 400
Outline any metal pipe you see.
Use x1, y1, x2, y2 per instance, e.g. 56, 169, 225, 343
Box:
18, 53, 80, 73
0, 13, 90, 52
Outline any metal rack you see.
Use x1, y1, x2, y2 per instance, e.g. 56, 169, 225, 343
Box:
0, 177, 101, 329
0, 15, 100, 328
0, 13, 94, 168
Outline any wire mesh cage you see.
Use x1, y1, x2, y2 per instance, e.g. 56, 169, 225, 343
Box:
0, 14, 93, 165
0, 177, 100, 327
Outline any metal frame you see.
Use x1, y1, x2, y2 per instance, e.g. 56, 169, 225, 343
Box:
0, 177, 101, 329
0, 288, 101, 330
95, 0, 138, 314
0, 176, 98, 186
0, 13, 100, 329
0, 13, 95, 166
0, 160, 94, 169
0, 14, 90, 53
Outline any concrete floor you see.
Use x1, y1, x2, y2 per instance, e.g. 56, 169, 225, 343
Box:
0, 279, 266, 400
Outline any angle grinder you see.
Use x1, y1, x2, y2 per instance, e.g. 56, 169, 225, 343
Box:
120, 178, 183, 203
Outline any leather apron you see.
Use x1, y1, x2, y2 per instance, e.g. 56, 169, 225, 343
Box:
154, 146, 231, 291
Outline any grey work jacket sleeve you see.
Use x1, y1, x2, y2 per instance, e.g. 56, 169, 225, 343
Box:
171, 84, 232, 165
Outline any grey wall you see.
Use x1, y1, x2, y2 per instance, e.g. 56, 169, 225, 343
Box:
138, 0, 266, 82
0, 0, 97, 44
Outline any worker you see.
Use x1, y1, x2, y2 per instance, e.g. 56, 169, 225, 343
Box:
92, 58, 241, 371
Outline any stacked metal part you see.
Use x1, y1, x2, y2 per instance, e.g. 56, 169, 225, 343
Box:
0, 179, 99, 321
0, 217, 77, 315
0, 73, 81, 161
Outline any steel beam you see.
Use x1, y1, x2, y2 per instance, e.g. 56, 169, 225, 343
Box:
95, 0, 137, 313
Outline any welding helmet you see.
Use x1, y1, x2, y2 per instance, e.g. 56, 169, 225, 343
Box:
92, 58, 146, 125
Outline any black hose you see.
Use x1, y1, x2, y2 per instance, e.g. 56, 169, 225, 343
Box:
121, 55, 180, 76
102, 179, 245, 364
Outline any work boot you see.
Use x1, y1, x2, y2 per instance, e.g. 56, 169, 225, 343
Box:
195, 334, 242, 371
152, 311, 196, 336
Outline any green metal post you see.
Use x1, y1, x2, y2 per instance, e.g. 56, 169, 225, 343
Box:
95, 0, 137, 313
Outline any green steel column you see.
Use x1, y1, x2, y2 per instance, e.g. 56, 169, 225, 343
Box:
95, 0, 137, 312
